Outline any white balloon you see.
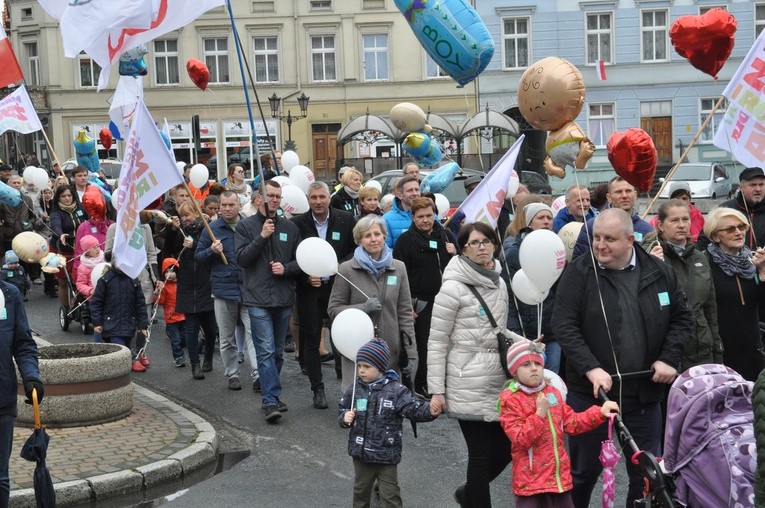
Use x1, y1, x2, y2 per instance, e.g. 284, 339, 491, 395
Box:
289, 165, 315, 193
90, 262, 111, 290
544, 369, 567, 401
280, 184, 309, 215
175, 161, 187, 174
271, 175, 292, 188
364, 180, 382, 193
33, 167, 51, 191
189, 164, 209, 189
22, 166, 36, 184
296, 237, 338, 277
281, 150, 300, 172
507, 170, 520, 198
518, 229, 567, 292
434, 193, 450, 217
23, 166, 46, 190
331, 308, 375, 360
558, 222, 583, 262
551, 195, 566, 215
511, 269, 548, 305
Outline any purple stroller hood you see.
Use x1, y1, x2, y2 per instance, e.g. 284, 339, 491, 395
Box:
664, 364, 756, 507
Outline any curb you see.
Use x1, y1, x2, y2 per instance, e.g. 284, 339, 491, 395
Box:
10, 375, 219, 507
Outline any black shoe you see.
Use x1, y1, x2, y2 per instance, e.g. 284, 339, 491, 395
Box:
252, 376, 261, 392
202, 357, 213, 372
228, 376, 241, 390
320, 353, 334, 363
454, 484, 468, 508
284, 341, 296, 353
277, 401, 288, 412
313, 389, 328, 409
192, 363, 205, 380
301, 366, 308, 375
264, 405, 281, 423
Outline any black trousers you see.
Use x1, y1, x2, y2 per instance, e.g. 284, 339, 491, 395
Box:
297, 283, 331, 392
413, 300, 433, 392
457, 419, 512, 508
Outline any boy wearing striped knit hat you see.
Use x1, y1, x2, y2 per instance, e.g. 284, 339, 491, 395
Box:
339, 338, 440, 507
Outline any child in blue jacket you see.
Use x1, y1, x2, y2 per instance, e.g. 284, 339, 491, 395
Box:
1, 250, 30, 300
339, 338, 439, 507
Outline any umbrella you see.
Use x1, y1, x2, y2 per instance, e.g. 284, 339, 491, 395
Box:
19, 388, 55, 508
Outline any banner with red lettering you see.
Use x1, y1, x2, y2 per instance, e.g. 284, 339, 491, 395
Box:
113, 100, 183, 278
453, 134, 524, 229
713, 29, 765, 166
0, 85, 43, 136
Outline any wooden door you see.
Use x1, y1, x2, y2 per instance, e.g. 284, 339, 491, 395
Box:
312, 124, 339, 180
640, 116, 672, 164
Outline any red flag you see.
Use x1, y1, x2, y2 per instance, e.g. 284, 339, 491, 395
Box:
0, 25, 24, 89
596, 60, 607, 81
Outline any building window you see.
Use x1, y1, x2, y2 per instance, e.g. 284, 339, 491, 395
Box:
699, 6, 726, 15
23, 42, 39, 86
586, 12, 613, 64
502, 17, 530, 69
425, 54, 448, 79
251, 0, 275, 12
700, 97, 728, 142
310, 0, 331, 10
253, 36, 279, 83
78, 52, 100, 88
588, 103, 615, 147
362, 0, 385, 8
756, 4, 765, 38
362, 34, 388, 81
154, 39, 179, 85
21, 8, 32, 19
311, 35, 336, 82
640, 10, 668, 62
203, 37, 229, 84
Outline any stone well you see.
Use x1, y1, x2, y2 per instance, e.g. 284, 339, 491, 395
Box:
17, 342, 133, 427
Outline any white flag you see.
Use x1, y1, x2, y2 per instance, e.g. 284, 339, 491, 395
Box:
113, 101, 184, 278
455, 135, 525, 229
712, 29, 765, 166
108, 76, 144, 139
0, 85, 43, 136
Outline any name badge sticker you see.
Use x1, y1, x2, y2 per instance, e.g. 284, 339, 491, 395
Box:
6, 271, 12, 278
356, 398, 368, 411
634, 232, 643, 242
0, 309, 6, 320
332, 231, 340, 241
658, 291, 670, 306
91, 226, 98, 233
386, 275, 398, 286
429, 240, 438, 250
279, 233, 287, 242
478, 305, 486, 317
547, 393, 559, 406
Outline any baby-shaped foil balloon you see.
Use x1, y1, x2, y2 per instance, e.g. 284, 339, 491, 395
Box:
73, 129, 100, 173
517, 57, 595, 179
403, 132, 443, 167
119, 44, 148, 77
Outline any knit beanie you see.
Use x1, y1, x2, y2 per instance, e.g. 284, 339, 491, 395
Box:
356, 338, 390, 373
4, 250, 18, 265
506, 338, 545, 376
523, 203, 554, 228
80, 235, 99, 252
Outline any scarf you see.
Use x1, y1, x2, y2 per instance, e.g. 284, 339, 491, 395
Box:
344, 186, 359, 199
227, 181, 248, 194
515, 378, 547, 395
707, 242, 757, 279
354, 244, 392, 278
460, 255, 500, 284
80, 249, 104, 269
58, 201, 77, 214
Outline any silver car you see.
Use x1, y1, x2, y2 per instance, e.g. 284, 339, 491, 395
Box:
659, 162, 732, 199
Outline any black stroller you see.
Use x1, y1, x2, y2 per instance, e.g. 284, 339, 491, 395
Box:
58, 265, 92, 334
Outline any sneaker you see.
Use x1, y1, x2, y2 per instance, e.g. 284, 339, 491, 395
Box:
131, 359, 146, 372
228, 376, 242, 391
32, 277, 42, 285
252, 376, 261, 392
264, 405, 281, 423
138, 353, 150, 367
284, 341, 296, 353
277, 401, 288, 412
237, 352, 244, 363
174, 357, 186, 368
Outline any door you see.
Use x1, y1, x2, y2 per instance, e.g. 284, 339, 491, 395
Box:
312, 123, 340, 180
640, 116, 672, 164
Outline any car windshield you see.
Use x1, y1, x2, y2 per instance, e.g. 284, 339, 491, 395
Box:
671, 165, 711, 181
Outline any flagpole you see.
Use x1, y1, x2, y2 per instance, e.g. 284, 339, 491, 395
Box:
39, 128, 62, 170
181, 180, 228, 265
641, 95, 726, 219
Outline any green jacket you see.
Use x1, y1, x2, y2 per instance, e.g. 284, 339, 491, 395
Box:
642, 232, 723, 370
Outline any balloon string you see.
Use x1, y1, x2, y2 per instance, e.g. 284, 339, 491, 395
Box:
336, 272, 371, 299
350, 362, 358, 413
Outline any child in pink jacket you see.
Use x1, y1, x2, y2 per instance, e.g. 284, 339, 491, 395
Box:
75, 235, 104, 298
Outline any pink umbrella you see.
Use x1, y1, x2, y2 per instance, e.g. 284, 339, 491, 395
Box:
599, 415, 619, 508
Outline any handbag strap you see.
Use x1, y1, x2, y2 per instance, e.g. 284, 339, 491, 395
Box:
466, 285, 498, 329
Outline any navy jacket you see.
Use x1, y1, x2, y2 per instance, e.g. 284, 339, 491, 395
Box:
0, 282, 39, 417
90, 269, 149, 339
339, 372, 435, 465
195, 216, 244, 302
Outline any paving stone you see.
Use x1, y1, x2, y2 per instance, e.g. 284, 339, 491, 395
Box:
167, 443, 216, 474
135, 459, 183, 488
88, 470, 144, 499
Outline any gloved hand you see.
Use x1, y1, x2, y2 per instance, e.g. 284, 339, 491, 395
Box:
361, 297, 382, 314
24, 379, 44, 405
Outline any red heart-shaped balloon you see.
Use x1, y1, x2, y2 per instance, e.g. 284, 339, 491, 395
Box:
670, 8, 737, 79
186, 58, 210, 91
99, 127, 113, 151
607, 129, 657, 193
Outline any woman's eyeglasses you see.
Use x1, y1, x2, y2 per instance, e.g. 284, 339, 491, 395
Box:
716, 224, 749, 235
467, 239, 494, 248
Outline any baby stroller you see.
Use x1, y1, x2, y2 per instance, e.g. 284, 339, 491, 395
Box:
58, 265, 93, 335
663, 364, 756, 508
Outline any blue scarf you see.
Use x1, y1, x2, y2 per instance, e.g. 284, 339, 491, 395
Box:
354, 244, 392, 278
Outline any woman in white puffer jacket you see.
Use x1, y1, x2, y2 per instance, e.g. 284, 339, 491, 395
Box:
428, 221, 514, 508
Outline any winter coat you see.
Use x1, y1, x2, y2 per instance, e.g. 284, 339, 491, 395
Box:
0, 282, 39, 417
329, 187, 360, 218
697, 193, 765, 251
49, 204, 87, 253
328, 256, 416, 367
382, 198, 413, 248
73, 218, 112, 271
427, 256, 510, 422
649, 203, 704, 243
707, 252, 765, 382
338, 371, 435, 465
499, 381, 606, 496
552, 206, 595, 234
1, 265, 30, 296
195, 216, 244, 302
392, 221, 455, 301
156, 258, 184, 324
291, 208, 357, 289
0, 194, 43, 239
235, 212, 301, 308
552, 246, 694, 402
176, 220, 214, 314
572, 211, 653, 259
105, 223, 159, 306
641, 233, 722, 370
75, 250, 104, 297
90, 269, 149, 339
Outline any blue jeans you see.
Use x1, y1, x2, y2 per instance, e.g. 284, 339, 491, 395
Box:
248, 305, 292, 407
0, 414, 15, 507
166, 321, 186, 359
544, 340, 561, 374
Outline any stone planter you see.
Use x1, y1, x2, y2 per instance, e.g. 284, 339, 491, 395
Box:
17, 343, 133, 427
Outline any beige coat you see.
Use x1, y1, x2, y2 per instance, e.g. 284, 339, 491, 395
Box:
427, 256, 510, 422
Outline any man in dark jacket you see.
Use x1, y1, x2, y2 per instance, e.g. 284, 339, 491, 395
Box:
292, 182, 355, 409
0, 281, 42, 507
552, 208, 693, 508
196, 190, 258, 391
235, 180, 302, 422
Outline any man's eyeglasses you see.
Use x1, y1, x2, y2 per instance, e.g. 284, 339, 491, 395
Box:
467, 239, 494, 249
716, 224, 748, 235
266, 193, 281, 200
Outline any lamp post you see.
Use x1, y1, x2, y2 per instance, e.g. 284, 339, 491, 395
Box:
269, 92, 310, 151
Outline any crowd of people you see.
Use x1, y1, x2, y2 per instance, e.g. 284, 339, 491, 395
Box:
3, 156, 765, 508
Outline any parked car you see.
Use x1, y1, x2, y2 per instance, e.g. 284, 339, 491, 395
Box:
206, 151, 251, 172
658, 162, 732, 199
61, 158, 122, 186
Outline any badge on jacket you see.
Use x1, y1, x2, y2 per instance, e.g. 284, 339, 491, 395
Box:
279, 232, 287, 241
658, 291, 670, 306
332, 231, 340, 241
386, 275, 397, 286
356, 398, 368, 411
429, 240, 438, 250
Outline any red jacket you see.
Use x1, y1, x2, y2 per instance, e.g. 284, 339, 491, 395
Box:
156, 280, 184, 324
499, 381, 606, 496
